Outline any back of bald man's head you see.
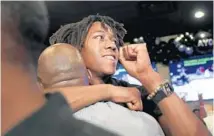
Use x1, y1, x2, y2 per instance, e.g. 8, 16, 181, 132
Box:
37, 43, 88, 89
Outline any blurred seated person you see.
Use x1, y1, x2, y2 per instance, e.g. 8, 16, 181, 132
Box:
37, 43, 165, 136
2, 1, 119, 136
193, 109, 207, 126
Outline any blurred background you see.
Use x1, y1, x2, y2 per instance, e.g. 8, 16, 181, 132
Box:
45, 1, 213, 64
44, 1, 213, 133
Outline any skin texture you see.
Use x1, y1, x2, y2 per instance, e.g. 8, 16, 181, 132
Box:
81, 22, 119, 80
37, 43, 89, 89
38, 43, 142, 112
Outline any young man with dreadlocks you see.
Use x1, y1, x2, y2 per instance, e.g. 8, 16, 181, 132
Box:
49, 15, 211, 136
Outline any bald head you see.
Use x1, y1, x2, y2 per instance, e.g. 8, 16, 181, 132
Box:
38, 43, 88, 89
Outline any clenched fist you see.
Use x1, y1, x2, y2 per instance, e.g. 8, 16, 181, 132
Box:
119, 43, 153, 80
108, 85, 143, 111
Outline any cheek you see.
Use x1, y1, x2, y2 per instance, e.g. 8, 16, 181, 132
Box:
81, 47, 102, 67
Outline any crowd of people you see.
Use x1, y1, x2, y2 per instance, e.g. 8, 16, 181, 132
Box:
2, 1, 212, 136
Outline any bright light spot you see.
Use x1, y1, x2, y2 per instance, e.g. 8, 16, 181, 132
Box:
200, 33, 205, 38
177, 64, 182, 68
194, 11, 205, 18
185, 32, 189, 35
133, 38, 138, 43
180, 34, 184, 38
175, 37, 181, 42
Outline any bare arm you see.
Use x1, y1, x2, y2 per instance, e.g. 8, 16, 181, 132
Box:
139, 70, 211, 136
45, 84, 143, 112
45, 84, 111, 112
158, 116, 173, 136
118, 43, 210, 136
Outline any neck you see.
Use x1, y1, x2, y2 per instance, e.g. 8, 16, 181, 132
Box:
2, 64, 46, 134
87, 69, 105, 85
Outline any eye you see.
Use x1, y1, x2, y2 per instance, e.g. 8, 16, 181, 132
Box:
94, 35, 104, 40
113, 39, 117, 44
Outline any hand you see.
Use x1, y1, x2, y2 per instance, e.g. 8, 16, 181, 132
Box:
119, 43, 153, 80
108, 85, 143, 111
119, 44, 164, 93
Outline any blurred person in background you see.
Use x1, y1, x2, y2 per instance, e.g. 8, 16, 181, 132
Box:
1, 2, 119, 136
192, 93, 208, 127
49, 15, 211, 136
198, 93, 208, 119
193, 109, 207, 126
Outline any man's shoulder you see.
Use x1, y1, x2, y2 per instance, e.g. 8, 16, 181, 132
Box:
5, 93, 71, 136
6, 93, 117, 136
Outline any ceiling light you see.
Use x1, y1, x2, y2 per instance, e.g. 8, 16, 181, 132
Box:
200, 33, 205, 38
175, 37, 181, 42
133, 38, 138, 43
194, 11, 205, 18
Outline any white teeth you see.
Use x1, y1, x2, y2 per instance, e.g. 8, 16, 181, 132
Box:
105, 56, 115, 60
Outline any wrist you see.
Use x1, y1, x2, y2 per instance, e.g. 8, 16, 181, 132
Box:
106, 84, 114, 101
90, 84, 112, 101
138, 69, 164, 94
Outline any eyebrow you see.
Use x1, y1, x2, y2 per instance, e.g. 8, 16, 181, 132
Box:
93, 30, 116, 40
93, 30, 105, 34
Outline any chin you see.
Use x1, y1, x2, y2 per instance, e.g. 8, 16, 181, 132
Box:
103, 68, 116, 75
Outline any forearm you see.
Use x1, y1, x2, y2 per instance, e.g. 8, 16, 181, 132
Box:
139, 70, 210, 136
45, 84, 111, 112
158, 116, 173, 136
158, 93, 210, 136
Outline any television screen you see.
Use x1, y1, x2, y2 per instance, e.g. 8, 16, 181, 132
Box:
169, 54, 214, 101
113, 62, 158, 85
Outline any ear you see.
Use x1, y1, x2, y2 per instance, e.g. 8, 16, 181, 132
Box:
86, 69, 92, 81
87, 69, 95, 85
36, 77, 45, 92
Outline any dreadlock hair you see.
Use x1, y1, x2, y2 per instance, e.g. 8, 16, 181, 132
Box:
49, 14, 127, 50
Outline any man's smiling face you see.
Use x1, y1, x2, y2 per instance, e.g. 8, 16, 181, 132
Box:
81, 21, 119, 77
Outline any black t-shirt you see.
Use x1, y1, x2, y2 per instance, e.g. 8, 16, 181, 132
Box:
103, 76, 162, 121
5, 93, 118, 136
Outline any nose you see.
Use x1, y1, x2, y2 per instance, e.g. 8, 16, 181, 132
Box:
104, 40, 117, 51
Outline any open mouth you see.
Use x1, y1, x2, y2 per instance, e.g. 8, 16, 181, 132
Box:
104, 55, 115, 61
